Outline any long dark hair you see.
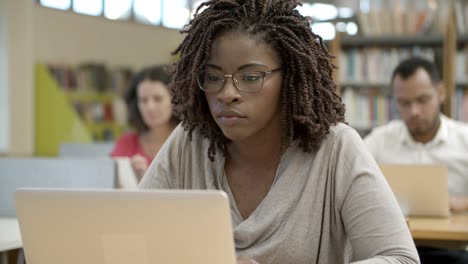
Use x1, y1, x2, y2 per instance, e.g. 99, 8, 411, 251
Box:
125, 65, 179, 133
170, 0, 345, 160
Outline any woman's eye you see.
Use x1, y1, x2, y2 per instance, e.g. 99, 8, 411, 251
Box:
241, 74, 261, 82
206, 74, 222, 82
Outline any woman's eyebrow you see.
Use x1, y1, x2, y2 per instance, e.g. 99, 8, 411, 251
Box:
206, 63, 267, 71
238, 63, 267, 70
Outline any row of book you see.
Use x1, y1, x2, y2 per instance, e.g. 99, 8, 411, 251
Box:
342, 86, 468, 134
341, 87, 398, 131
70, 96, 128, 141
339, 47, 437, 84
47, 63, 132, 141
453, 86, 468, 122
48, 63, 133, 96
356, 1, 468, 36
456, 46, 468, 83
455, 0, 468, 35
71, 98, 127, 126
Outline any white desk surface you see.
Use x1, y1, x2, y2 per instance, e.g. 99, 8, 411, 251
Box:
0, 218, 22, 252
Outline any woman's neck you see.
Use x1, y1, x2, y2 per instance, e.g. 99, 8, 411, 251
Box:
226, 129, 284, 171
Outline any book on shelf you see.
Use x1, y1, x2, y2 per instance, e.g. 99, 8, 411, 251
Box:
341, 87, 398, 132
357, 7, 434, 36
456, 45, 468, 83
47, 64, 77, 90
76, 63, 108, 92
47, 63, 133, 94
455, 0, 468, 34
453, 85, 468, 122
47, 63, 132, 141
339, 47, 437, 84
109, 67, 133, 96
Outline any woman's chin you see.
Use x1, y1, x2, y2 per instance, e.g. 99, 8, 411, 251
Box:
220, 127, 250, 142
146, 119, 171, 129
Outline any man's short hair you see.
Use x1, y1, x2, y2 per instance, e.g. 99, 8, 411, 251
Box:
391, 57, 441, 85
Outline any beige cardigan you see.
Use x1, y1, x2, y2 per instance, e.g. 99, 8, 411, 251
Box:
140, 123, 419, 264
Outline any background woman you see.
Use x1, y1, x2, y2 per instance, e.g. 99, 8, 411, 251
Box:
111, 65, 178, 180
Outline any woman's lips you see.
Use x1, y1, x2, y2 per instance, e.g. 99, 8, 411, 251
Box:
217, 110, 247, 126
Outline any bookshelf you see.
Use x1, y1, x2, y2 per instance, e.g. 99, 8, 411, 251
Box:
333, 1, 468, 135
46, 63, 132, 142
35, 63, 132, 156
337, 34, 443, 133
35, 64, 92, 156
340, 35, 446, 47
453, 39, 468, 122
64, 90, 128, 141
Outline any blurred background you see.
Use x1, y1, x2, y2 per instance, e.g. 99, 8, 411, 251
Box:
1, 0, 467, 157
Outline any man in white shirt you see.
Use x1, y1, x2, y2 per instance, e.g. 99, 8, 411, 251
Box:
364, 57, 468, 263
364, 57, 468, 212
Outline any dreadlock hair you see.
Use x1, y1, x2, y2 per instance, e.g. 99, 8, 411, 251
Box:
170, 0, 345, 161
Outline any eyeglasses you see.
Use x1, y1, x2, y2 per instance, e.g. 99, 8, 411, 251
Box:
197, 68, 281, 93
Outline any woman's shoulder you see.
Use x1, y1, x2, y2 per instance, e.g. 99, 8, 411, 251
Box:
320, 123, 367, 158
327, 122, 360, 141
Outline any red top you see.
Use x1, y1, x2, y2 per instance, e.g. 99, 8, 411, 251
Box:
110, 132, 153, 166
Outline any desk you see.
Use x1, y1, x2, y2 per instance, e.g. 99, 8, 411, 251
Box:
0, 218, 22, 264
407, 213, 468, 242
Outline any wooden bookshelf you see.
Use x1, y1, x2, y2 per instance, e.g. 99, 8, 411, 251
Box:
337, 41, 438, 132
35, 64, 92, 156
46, 63, 132, 142
35, 63, 131, 156
442, 1, 457, 118
340, 35, 445, 48
334, 1, 467, 134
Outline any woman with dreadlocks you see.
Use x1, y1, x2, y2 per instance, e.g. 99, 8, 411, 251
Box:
140, 0, 419, 263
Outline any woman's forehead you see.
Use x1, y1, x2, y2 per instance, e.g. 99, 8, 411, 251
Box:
207, 31, 280, 69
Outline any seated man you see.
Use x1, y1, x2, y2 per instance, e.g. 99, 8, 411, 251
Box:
364, 57, 468, 263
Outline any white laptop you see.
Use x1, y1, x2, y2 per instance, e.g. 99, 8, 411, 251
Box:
15, 188, 236, 264
379, 164, 450, 217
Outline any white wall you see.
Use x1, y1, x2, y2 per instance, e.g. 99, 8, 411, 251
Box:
4, 0, 35, 156
33, 6, 184, 70
0, 0, 8, 154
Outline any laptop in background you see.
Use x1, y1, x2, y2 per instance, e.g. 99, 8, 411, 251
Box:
379, 164, 450, 217
15, 189, 236, 264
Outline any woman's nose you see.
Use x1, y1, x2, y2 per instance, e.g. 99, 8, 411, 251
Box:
216, 77, 241, 104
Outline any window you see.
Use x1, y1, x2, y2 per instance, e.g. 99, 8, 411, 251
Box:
37, 0, 204, 30
104, 0, 132, 20
73, 0, 103, 16
38, 0, 350, 34
311, 22, 336, 41
40, 0, 71, 10
134, 0, 162, 25
190, 0, 206, 19
162, 0, 190, 29
296, 3, 338, 21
